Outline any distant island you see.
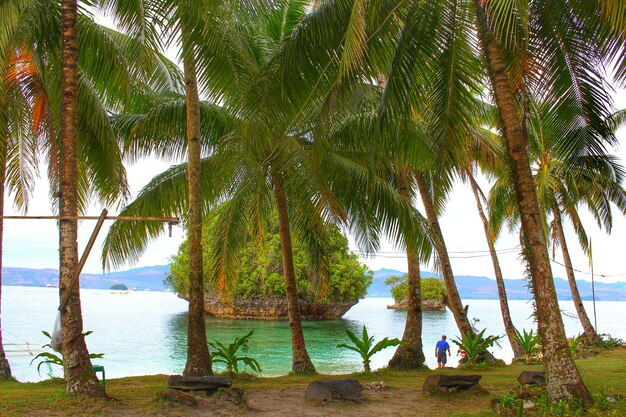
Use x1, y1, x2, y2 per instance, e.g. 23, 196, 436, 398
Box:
3, 265, 626, 301
110, 283, 128, 291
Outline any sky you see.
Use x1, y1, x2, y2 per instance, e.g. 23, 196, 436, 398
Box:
3, 12, 626, 284
4, 115, 626, 283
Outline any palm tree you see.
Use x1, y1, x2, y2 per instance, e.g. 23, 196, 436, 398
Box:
465, 169, 523, 358
58, 0, 106, 397
387, 169, 426, 370
490, 105, 626, 347
1, 0, 181, 392
310, 0, 624, 402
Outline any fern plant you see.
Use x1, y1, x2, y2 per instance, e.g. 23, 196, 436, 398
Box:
31, 330, 103, 376
337, 326, 404, 372
452, 329, 502, 367
209, 330, 262, 375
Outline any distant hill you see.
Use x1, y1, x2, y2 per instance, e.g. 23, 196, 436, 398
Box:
366, 268, 626, 301
2, 265, 170, 291
4, 265, 626, 300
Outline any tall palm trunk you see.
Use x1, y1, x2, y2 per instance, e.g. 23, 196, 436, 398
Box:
59, 0, 105, 397
389, 170, 425, 370
272, 175, 316, 375
474, 2, 591, 403
467, 172, 523, 357
181, 35, 212, 377
0, 154, 12, 380
415, 172, 474, 337
552, 204, 601, 346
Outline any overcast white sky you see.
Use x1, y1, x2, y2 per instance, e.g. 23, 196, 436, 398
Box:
4, 115, 625, 283
3, 13, 626, 284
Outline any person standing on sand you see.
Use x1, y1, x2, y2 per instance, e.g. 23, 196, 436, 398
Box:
435, 335, 451, 368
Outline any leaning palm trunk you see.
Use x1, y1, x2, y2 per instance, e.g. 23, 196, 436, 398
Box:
552, 204, 601, 346
182, 36, 213, 377
474, 1, 591, 403
0, 155, 12, 380
59, 0, 105, 397
388, 170, 425, 369
467, 172, 523, 357
415, 173, 474, 337
272, 176, 316, 375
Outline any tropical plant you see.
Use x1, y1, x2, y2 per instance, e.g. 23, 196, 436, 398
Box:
31, 331, 103, 376
492, 391, 523, 417
337, 326, 404, 372
568, 335, 585, 356
209, 330, 262, 376
452, 329, 503, 367
514, 328, 541, 363
598, 334, 625, 349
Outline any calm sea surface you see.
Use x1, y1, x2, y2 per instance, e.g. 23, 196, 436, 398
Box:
3, 286, 625, 382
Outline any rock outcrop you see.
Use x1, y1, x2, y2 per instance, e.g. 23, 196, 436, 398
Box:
387, 298, 446, 311
200, 292, 358, 320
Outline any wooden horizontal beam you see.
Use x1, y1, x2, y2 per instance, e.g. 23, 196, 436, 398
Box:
1, 215, 179, 222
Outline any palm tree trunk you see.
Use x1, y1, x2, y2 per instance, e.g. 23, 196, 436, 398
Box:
272, 175, 316, 375
59, 0, 105, 397
0, 154, 12, 380
182, 37, 212, 377
474, 1, 591, 403
415, 172, 474, 337
467, 171, 523, 357
389, 170, 425, 370
552, 204, 601, 346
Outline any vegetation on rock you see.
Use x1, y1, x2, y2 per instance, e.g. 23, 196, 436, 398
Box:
385, 275, 446, 305
167, 217, 371, 303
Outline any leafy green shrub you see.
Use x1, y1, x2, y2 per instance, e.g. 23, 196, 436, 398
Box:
492, 391, 522, 416
452, 329, 502, 367
31, 331, 103, 376
167, 216, 371, 302
385, 275, 446, 304
599, 334, 625, 349
514, 328, 541, 362
209, 330, 262, 376
337, 326, 404, 372
568, 334, 584, 356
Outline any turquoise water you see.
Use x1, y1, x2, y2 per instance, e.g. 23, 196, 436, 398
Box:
3, 286, 625, 382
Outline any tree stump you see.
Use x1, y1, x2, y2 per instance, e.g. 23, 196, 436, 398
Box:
517, 371, 545, 386
305, 379, 364, 402
168, 375, 232, 395
422, 374, 486, 394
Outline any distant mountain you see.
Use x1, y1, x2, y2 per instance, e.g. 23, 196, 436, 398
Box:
4, 265, 626, 300
2, 265, 170, 291
366, 268, 626, 301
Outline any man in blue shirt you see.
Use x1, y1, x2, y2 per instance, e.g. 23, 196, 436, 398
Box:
435, 335, 451, 368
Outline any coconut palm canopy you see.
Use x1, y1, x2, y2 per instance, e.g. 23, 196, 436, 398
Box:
1, 0, 625, 402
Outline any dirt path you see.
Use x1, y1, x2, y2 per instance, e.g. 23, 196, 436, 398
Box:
103, 385, 488, 417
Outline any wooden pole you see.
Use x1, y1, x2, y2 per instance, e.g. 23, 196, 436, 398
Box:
1, 215, 179, 222
59, 209, 108, 312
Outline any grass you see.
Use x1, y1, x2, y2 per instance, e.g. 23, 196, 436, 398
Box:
1, 348, 625, 416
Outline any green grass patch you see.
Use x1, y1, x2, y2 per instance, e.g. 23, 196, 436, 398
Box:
1, 348, 625, 416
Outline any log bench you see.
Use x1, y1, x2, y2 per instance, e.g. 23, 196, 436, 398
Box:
517, 371, 545, 386
168, 375, 232, 395
422, 374, 485, 394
